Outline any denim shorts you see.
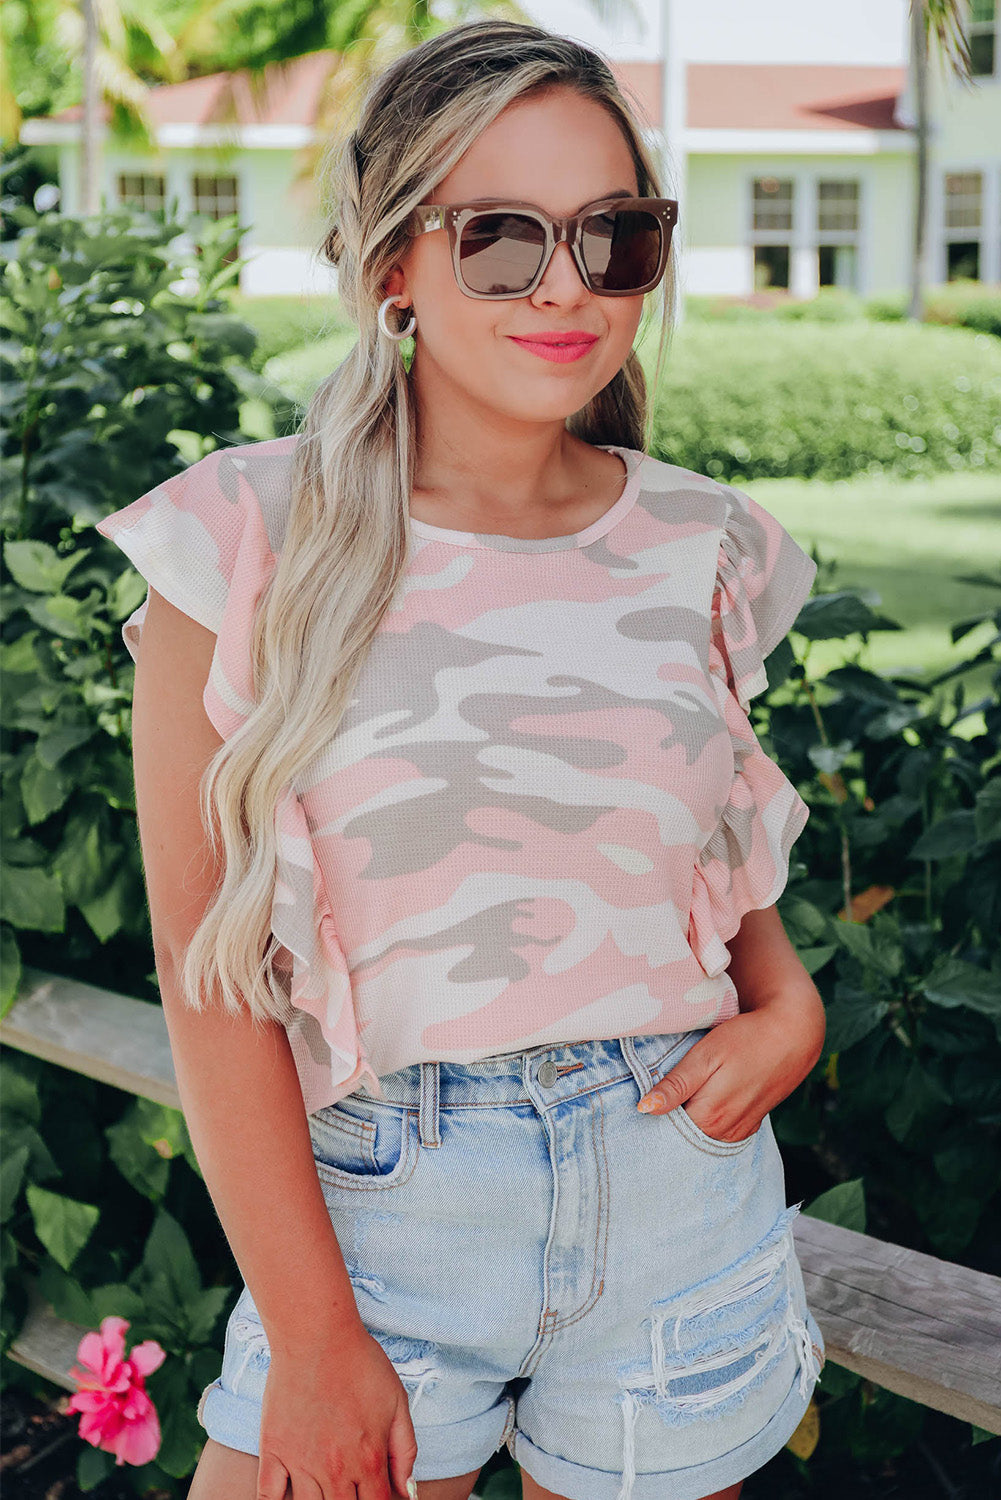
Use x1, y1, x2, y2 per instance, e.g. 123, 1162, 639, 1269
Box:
197, 1029, 826, 1500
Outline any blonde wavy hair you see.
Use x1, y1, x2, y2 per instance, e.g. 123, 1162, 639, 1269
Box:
179, 17, 679, 1025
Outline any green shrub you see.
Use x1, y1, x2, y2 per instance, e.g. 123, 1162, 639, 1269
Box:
646, 321, 1001, 481
0, 201, 291, 1489
685, 287, 870, 324
687, 281, 1001, 338
865, 279, 1001, 338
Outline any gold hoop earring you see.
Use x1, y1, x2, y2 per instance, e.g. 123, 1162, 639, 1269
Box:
378, 295, 417, 341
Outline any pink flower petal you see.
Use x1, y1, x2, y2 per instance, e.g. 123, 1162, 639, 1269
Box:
73, 1330, 107, 1376
113, 1408, 161, 1467
128, 1340, 166, 1377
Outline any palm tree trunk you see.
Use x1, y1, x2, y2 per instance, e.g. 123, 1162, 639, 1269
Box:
81, 0, 100, 214
907, 0, 931, 322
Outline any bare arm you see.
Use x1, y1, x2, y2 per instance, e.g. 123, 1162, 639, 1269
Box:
131, 585, 365, 1358
727, 904, 825, 1056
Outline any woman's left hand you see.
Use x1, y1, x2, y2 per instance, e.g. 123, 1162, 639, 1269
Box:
635, 988, 826, 1142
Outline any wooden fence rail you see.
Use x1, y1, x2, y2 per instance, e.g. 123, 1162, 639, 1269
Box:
3, 966, 1000, 1437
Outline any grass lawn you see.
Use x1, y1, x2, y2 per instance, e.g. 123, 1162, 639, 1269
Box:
745, 470, 999, 706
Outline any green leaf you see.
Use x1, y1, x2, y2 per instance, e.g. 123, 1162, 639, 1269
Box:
139, 1208, 202, 1310
2, 1121, 60, 1183
78, 862, 132, 942
89, 1281, 148, 1324
0, 1060, 41, 1124
885, 1060, 951, 1145
3, 538, 84, 593
105, 1099, 188, 1201
35, 721, 96, 769
1, 863, 65, 932
795, 943, 838, 976
106, 1120, 169, 1200
795, 590, 898, 642
36, 1259, 98, 1325
974, 778, 1001, 843
21, 753, 71, 824
832, 919, 902, 977
801, 1178, 866, 1233
0, 633, 42, 675
25, 1184, 100, 1271
77, 1444, 114, 1491
909, 810, 978, 860
0, 1144, 30, 1221
146, 1358, 198, 1477
823, 987, 889, 1054
921, 956, 1001, 1021
53, 813, 108, 906
185, 1284, 230, 1345
1, 1227, 18, 1277
0, 924, 22, 1018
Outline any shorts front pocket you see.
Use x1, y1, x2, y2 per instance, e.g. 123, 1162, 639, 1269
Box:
308, 1096, 419, 1191
643, 1031, 762, 1155
670, 1101, 762, 1155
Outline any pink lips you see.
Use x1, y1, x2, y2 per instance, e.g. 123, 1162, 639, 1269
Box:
508, 331, 598, 364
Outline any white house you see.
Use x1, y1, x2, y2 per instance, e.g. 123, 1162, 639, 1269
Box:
19, 0, 1001, 299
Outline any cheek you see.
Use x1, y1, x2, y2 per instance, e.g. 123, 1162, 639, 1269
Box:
607, 297, 645, 351
415, 286, 507, 370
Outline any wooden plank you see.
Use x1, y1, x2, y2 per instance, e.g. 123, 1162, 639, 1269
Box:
6, 1280, 90, 1393
0, 965, 179, 1109
793, 1212, 1001, 1432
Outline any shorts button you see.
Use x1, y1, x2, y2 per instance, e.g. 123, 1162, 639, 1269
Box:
537, 1061, 558, 1087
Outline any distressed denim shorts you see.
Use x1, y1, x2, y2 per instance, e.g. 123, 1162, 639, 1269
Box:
197, 1030, 826, 1500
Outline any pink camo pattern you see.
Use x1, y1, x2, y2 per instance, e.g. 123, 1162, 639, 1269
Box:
95, 436, 818, 1115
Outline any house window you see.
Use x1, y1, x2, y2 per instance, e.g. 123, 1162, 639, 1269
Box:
944, 170, 982, 279
117, 173, 165, 212
752, 177, 793, 289
191, 174, 241, 266
753, 177, 793, 233
968, 0, 997, 78
816, 179, 860, 291
192, 174, 240, 219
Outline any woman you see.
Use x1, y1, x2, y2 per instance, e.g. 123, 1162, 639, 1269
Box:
96, 19, 826, 1500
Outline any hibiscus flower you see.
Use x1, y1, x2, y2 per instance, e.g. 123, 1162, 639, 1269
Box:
66, 1315, 165, 1466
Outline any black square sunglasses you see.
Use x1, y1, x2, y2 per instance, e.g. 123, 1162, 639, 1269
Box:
406, 196, 678, 299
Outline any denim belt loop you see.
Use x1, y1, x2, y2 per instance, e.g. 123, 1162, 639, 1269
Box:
618, 1036, 654, 1098
418, 1061, 442, 1148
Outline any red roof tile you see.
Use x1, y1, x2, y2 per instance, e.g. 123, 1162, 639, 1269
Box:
47, 51, 663, 132
686, 63, 908, 132
45, 56, 905, 136
51, 50, 336, 127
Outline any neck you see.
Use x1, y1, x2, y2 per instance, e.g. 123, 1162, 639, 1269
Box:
407, 345, 590, 517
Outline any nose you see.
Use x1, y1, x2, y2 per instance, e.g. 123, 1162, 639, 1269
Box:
532, 238, 589, 303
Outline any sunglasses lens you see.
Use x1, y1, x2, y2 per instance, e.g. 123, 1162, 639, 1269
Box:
581, 208, 664, 291
459, 212, 546, 294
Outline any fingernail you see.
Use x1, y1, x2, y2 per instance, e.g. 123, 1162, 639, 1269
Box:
637, 1095, 657, 1113
407, 1477, 418, 1499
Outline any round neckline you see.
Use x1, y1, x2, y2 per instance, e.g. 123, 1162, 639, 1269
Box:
407, 444, 646, 553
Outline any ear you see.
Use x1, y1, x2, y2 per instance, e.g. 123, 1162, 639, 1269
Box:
382, 265, 410, 305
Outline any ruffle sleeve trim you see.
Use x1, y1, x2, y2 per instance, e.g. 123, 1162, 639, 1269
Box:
711, 499, 817, 715
95, 451, 274, 744
686, 521, 814, 978
96, 452, 379, 1116
269, 787, 384, 1114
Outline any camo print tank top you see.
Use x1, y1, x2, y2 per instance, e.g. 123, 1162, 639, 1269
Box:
95, 435, 817, 1115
